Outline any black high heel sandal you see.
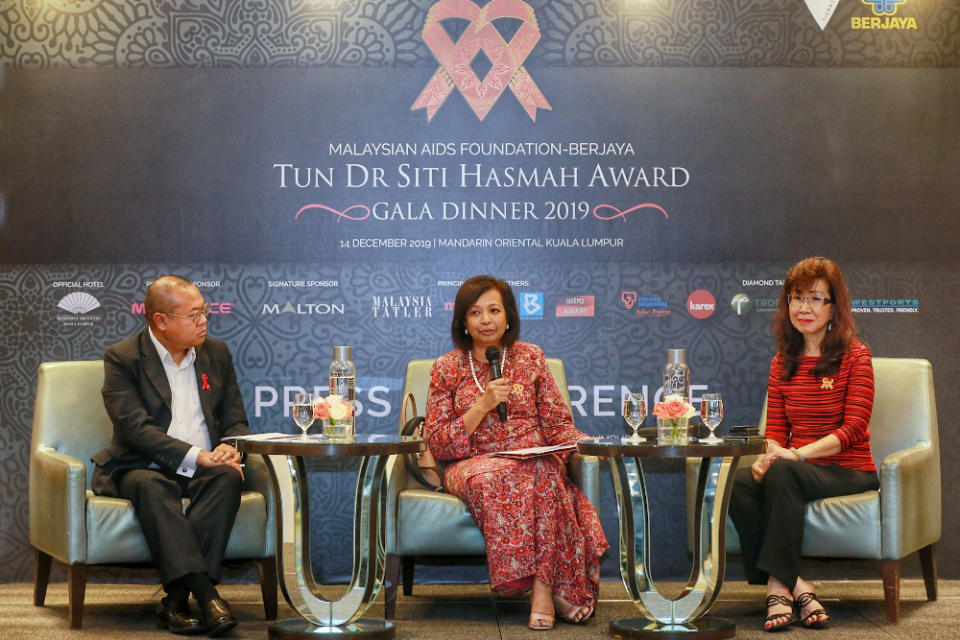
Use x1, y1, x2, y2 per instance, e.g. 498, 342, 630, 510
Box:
764, 594, 797, 632
795, 592, 829, 628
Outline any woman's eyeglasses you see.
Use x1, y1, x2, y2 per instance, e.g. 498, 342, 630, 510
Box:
787, 294, 832, 309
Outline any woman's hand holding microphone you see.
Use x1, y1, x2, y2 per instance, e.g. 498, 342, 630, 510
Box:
481, 377, 510, 417
461, 376, 511, 435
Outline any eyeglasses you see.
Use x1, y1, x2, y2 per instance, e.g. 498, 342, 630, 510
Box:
787, 294, 833, 309
163, 304, 210, 324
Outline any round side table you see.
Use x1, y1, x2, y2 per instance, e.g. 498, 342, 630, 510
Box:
237, 434, 423, 640
578, 437, 765, 639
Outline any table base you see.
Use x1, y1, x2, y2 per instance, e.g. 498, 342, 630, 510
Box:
610, 616, 735, 640
267, 618, 395, 640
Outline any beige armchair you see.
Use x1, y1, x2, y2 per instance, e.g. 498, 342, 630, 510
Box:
29, 360, 278, 628
686, 357, 940, 623
382, 357, 601, 619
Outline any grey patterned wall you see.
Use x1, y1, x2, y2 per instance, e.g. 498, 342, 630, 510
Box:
1, 0, 957, 68
2, 0, 959, 586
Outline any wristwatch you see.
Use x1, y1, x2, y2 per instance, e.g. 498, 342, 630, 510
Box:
789, 446, 806, 462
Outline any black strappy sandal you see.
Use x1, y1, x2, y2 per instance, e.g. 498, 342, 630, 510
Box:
795, 592, 829, 629
764, 594, 797, 632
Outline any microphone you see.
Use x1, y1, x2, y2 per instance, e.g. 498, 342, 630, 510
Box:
485, 346, 508, 422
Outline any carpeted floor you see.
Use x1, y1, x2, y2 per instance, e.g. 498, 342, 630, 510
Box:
1, 579, 956, 639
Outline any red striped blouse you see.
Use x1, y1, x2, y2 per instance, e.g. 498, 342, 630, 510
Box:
765, 340, 876, 472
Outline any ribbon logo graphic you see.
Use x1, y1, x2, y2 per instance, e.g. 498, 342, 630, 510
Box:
413, 0, 551, 121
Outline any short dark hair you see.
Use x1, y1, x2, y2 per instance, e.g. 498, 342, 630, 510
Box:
145, 275, 197, 327
451, 275, 520, 351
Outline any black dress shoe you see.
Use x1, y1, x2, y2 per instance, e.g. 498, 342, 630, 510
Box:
156, 597, 204, 635
199, 597, 238, 637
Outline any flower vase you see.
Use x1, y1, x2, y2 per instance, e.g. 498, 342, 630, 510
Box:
324, 416, 354, 441
314, 418, 329, 439
658, 416, 690, 445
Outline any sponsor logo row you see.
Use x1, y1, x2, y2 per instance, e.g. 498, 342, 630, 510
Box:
729, 295, 920, 315
50, 286, 921, 325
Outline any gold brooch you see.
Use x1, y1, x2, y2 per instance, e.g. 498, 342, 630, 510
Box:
512, 383, 524, 395
821, 377, 834, 390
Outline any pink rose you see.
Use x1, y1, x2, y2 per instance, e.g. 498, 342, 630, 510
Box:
664, 399, 686, 418
313, 400, 330, 420
653, 396, 694, 420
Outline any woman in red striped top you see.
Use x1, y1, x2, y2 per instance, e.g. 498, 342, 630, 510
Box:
729, 257, 879, 631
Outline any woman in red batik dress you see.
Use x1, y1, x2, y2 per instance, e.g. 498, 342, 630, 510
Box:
425, 275, 608, 631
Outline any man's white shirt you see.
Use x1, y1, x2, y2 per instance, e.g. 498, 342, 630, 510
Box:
148, 328, 211, 477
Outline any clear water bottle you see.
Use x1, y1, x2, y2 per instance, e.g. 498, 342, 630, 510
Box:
328, 346, 356, 438
660, 348, 691, 444
663, 348, 690, 401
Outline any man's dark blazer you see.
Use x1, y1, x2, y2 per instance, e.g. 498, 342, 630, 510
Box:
92, 329, 249, 497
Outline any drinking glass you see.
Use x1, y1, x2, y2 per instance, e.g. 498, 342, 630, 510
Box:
293, 391, 315, 439
700, 393, 724, 444
623, 394, 647, 443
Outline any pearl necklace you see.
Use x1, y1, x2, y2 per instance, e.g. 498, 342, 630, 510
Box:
468, 347, 507, 394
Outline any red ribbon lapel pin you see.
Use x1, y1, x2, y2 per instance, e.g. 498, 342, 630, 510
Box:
201, 373, 211, 391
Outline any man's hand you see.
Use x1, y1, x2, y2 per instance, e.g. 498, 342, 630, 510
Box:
198, 444, 244, 479
209, 442, 242, 464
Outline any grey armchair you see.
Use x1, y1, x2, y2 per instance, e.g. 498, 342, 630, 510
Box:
686, 357, 940, 623
382, 357, 600, 619
29, 360, 278, 629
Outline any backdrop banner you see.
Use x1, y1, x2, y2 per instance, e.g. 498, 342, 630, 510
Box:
1, 0, 958, 584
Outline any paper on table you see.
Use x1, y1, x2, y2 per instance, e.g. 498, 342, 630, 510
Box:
492, 442, 577, 460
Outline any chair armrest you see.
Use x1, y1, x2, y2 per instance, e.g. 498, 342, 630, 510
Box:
242, 454, 277, 557
384, 454, 409, 554
880, 441, 941, 559
568, 453, 600, 507
29, 445, 88, 563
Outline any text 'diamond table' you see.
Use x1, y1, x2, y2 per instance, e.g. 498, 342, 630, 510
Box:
578, 437, 765, 640
237, 435, 424, 640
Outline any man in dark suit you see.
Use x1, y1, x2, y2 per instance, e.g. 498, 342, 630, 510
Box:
93, 275, 248, 636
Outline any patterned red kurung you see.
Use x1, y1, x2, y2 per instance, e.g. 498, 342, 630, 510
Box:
425, 341, 608, 606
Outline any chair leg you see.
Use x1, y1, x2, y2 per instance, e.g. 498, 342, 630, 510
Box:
880, 559, 900, 624
918, 543, 938, 601
383, 555, 400, 620
257, 557, 279, 620
401, 557, 415, 596
68, 563, 88, 630
34, 549, 53, 606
